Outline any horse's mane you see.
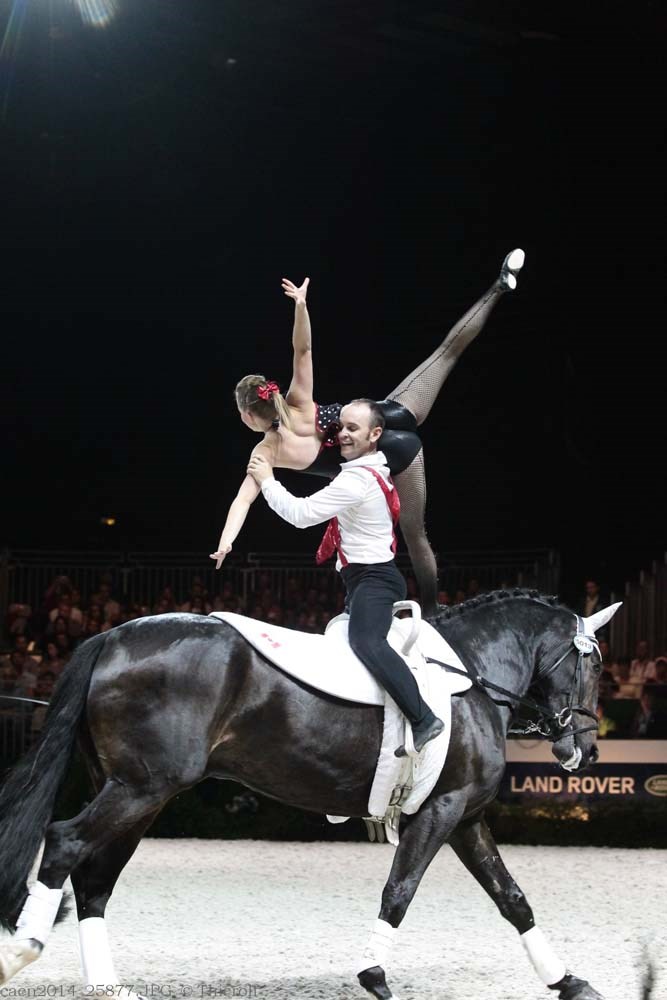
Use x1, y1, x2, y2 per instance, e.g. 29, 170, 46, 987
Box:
431, 588, 568, 625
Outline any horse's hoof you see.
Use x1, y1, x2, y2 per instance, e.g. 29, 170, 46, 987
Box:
553, 974, 605, 1000
0, 940, 42, 985
358, 965, 397, 999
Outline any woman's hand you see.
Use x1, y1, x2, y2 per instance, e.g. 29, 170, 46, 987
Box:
209, 542, 232, 570
282, 277, 310, 306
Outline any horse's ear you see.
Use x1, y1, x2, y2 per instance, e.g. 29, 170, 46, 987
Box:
583, 601, 623, 634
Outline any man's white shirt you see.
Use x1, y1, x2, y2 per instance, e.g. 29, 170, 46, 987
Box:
260, 450, 395, 570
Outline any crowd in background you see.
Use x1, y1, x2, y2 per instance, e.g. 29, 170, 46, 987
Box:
2, 574, 666, 746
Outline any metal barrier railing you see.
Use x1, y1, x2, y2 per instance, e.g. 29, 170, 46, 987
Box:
0, 695, 48, 763
243, 548, 561, 605
609, 553, 667, 659
1, 546, 561, 642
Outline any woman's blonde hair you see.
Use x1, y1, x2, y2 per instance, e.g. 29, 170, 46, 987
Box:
234, 374, 293, 431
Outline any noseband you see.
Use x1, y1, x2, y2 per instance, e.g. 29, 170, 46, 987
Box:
428, 616, 599, 744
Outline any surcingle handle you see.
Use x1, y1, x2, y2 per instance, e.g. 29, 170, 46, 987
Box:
391, 600, 422, 655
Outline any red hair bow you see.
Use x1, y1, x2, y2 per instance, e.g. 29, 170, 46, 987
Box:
257, 381, 280, 401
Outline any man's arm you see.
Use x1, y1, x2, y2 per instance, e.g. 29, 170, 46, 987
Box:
247, 454, 367, 528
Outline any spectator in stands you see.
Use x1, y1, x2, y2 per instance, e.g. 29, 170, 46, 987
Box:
613, 658, 641, 699
598, 662, 619, 700
596, 702, 617, 739
154, 586, 176, 612
437, 590, 451, 606
188, 598, 208, 616
42, 575, 73, 615
91, 579, 121, 624
4, 651, 37, 698
630, 639, 656, 685
48, 597, 83, 640
8, 635, 39, 665
54, 634, 73, 664
40, 641, 67, 677
180, 578, 212, 614
579, 579, 609, 618
645, 656, 667, 686
6, 602, 32, 638
30, 671, 56, 741
631, 692, 660, 737
1, 663, 21, 697
266, 603, 284, 626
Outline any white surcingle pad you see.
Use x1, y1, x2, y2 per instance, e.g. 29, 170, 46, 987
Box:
520, 926, 567, 986
15, 881, 63, 947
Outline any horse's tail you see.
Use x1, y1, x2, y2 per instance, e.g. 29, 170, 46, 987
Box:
0, 632, 107, 930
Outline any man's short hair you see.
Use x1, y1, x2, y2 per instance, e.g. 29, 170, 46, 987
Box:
347, 398, 386, 432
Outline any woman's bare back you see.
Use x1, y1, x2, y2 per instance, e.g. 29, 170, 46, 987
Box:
259, 401, 324, 471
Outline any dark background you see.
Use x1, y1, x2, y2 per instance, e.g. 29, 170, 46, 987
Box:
1, 0, 664, 603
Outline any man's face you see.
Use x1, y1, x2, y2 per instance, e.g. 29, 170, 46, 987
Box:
338, 402, 382, 462
585, 581, 599, 598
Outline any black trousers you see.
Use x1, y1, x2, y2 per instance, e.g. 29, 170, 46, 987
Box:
341, 561, 435, 727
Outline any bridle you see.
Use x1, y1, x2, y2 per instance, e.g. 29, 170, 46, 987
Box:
427, 615, 600, 744
514, 615, 600, 742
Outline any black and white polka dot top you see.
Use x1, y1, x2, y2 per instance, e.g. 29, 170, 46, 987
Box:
315, 402, 342, 449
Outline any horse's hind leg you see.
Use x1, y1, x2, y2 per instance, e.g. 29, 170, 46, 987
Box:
0, 778, 175, 986
450, 816, 605, 1000
71, 811, 160, 988
358, 793, 467, 1000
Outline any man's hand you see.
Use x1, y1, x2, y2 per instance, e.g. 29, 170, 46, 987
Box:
282, 277, 309, 306
247, 454, 274, 485
209, 542, 232, 569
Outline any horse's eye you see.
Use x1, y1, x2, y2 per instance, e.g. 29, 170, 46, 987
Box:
591, 661, 602, 675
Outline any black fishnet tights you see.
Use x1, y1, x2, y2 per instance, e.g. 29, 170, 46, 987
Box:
388, 281, 504, 424
392, 451, 440, 616
388, 281, 506, 614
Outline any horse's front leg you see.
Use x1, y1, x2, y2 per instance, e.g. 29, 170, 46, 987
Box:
358, 791, 467, 1000
449, 815, 605, 1000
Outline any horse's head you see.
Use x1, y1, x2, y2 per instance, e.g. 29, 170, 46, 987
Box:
533, 602, 622, 772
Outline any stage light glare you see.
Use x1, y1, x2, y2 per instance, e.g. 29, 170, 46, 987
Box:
100, 516, 117, 527
71, 0, 118, 29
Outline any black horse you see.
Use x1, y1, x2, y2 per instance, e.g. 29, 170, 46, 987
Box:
0, 590, 618, 999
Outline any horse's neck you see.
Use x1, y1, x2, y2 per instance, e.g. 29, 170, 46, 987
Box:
446, 606, 537, 697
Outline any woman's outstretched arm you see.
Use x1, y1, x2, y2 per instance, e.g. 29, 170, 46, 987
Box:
209, 473, 261, 568
210, 438, 277, 567
282, 277, 313, 408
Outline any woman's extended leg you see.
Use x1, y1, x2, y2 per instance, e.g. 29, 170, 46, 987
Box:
392, 449, 440, 617
388, 250, 525, 614
387, 249, 524, 425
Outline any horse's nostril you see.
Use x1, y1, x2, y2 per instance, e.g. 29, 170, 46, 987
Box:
590, 744, 599, 763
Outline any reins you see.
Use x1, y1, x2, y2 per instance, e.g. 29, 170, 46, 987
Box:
427, 615, 599, 744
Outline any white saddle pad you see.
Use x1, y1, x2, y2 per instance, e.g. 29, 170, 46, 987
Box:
210, 610, 469, 706
210, 609, 473, 832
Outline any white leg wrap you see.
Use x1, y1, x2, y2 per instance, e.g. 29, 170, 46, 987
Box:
359, 918, 396, 971
521, 926, 567, 986
15, 882, 63, 947
78, 918, 118, 987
